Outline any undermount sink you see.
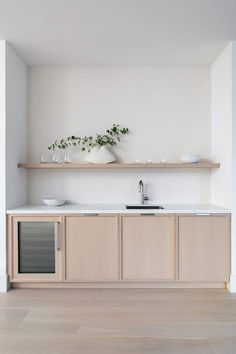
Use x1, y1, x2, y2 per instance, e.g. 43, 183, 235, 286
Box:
126, 205, 164, 210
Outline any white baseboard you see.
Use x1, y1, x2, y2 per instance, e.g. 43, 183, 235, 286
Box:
0, 274, 10, 292
227, 275, 236, 292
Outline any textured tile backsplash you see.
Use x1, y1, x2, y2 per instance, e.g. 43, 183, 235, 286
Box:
27, 66, 211, 204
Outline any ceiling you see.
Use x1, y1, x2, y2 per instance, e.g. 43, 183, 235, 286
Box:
0, 0, 236, 66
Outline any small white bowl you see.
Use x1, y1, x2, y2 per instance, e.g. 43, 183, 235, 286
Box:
180, 154, 201, 164
42, 198, 66, 207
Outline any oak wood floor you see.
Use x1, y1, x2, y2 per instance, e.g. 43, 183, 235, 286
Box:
0, 289, 236, 353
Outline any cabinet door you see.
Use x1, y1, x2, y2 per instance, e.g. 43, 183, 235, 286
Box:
122, 215, 176, 281
178, 215, 230, 282
9, 215, 63, 282
65, 215, 119, 281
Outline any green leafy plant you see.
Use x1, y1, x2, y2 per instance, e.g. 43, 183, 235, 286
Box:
48, 123, 129, 152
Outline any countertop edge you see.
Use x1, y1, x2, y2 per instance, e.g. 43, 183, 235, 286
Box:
6, 204, 231, 215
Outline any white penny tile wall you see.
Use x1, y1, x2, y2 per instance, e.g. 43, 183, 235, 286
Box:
27, 66, 210, 204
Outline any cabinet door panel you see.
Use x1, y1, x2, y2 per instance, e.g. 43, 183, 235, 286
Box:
65, 215, 119, 281
122, 215, 175, 281
178, 215, 230, 282
9, 215, 63, 282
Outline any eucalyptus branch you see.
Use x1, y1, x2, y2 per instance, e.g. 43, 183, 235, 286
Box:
48, 123, 129, 152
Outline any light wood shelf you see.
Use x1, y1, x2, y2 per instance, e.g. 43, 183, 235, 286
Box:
17, 162, 220, 170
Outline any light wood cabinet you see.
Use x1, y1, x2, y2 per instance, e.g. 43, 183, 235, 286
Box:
121, 215, 176, 281
65, 215, 119, 281
8, 212, 231, 288
8, 215, 63, 282
178, 215, 230, 282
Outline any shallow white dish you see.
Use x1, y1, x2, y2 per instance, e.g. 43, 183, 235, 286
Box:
42, 198, 66, 207
180, 154, 201, 163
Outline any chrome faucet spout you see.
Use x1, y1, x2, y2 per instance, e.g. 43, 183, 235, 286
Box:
139, 180, 143, 193
138, 180, 148, 204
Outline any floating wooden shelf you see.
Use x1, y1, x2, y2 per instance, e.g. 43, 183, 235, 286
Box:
17, 162, 220, 169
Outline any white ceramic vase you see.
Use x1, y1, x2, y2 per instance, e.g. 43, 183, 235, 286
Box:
84, 146, 116, 164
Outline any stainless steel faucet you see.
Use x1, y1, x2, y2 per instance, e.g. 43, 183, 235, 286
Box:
139, 180, 148, 204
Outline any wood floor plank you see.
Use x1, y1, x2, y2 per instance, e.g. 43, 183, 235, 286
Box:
0, 322, 79, 337
78, 322, 236, 339
0, 337, 213, 354
209, 338, 236, 354
22, 304, 236, 324
0, 289, 235, 354
0, 308, 28, 324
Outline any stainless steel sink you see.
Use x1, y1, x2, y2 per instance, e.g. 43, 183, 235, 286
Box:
125, 205, 164, 210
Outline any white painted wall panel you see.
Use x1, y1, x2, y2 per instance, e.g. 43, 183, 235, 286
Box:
211, 44, 232, 208
231, 42, 236, 289
28, 66, 211, 204
0, 41, 27, 292
210, 42, 236, 292
0, 41, 7, 291
6, 43, 28, 209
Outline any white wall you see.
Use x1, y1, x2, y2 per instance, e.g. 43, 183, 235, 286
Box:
6, 44, 28, 209
0, 41, 7, 291
1, 43, 234, 289
211, 44, 232, 207
0, 41, 27, 292
211, 42, 236, 292
231, 42, 236, 290
28, 66, 211, 204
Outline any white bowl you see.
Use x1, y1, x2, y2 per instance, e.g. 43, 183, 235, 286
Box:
84, 146, 116, 164
42, 198, 66, 207
180, 154, 201, 164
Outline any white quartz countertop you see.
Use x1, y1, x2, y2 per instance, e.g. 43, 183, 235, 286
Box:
7, 204, 231, 214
